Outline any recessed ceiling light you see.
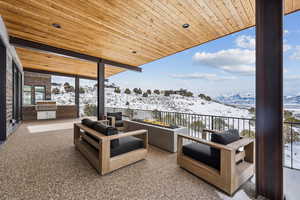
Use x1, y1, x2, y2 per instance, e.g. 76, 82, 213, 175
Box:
182, 23, 190, 29
52, 23, 61, 29
132, 51, 137, 54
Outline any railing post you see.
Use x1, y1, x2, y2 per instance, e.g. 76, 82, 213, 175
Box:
211, 116, 214, 130
291, 123, 293, 169
97, 61, 105, 120
75, 76, 80, 118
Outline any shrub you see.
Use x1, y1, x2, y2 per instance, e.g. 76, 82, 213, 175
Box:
191, 120, 205, 131
142, 93, 148, 97
114, 87, 121, 93
248, 107, 255, 114
154, 89, 160, 95
185, 91, 193, 97
240, 130, 255, 138
126, 101, 130, 106
152, 109, 161, 121
212, 118, 227, 130
164, 91, 171, 96
147, 89, 152, 95
283, 124, 300, 143
52, 87, 60, 94
124, 88, 131, 94
83, 104, 97, 116
64, 82, 74, 93
133, 88, 142, 94
199, 94, 212, 101
79, 87, 85, 94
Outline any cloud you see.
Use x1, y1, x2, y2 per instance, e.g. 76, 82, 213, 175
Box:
235, 35, 292, 51
193, 49, 255, 75
284, 29, 289, 34
290, 46, 300, 60
285, 75, 300, 81
284, 43, 292, 52
235, 35, 255, 49
170, 73, 236, 81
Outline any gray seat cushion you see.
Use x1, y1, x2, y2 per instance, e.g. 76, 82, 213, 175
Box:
110, 136, 144, 157
182, 142, 220, 170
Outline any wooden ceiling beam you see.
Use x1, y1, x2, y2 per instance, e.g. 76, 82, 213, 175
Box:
23, 68, 110, 82
9, 36, 142, 72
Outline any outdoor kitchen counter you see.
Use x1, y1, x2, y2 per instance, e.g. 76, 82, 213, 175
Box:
22, 105, 77, 121
124, 120, 188, 153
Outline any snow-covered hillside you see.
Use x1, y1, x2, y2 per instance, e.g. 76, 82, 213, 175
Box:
105, 88, 251, 118
51, 85, 252, 118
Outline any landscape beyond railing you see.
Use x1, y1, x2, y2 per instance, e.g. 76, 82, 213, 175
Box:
105, 107, 300, 170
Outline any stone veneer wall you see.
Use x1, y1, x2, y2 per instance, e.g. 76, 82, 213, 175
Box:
0, 17, 23, 139
6, 51, 13, 135
24, 71, 52, 100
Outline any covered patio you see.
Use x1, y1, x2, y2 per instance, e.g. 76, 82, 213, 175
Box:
1, 0, 300, 199
0, 119, 257, 200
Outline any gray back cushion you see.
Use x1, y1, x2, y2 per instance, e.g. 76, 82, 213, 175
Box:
107, 112, 122, 121
211, 129, 240, 145
210, 129, 240, 157
81, 119, 119, 148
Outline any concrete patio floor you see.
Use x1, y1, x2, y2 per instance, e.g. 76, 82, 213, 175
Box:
0, 119, 259, 200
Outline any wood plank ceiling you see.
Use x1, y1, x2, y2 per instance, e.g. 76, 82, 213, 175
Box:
0, 0, 300, 78
15, 47, 125, 78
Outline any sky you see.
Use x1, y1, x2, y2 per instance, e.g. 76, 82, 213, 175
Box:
107, 11, 300, 97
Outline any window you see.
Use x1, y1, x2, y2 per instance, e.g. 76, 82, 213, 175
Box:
51, 76, 75, 105
23, 85, 32, 105
34, 86, 45, 102
12, 62, 22, 122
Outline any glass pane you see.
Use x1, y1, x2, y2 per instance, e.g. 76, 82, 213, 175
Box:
51, 76, 75, 105
23, 86, 32, 105
35, 86, 45, 102
79, 78, 97, 117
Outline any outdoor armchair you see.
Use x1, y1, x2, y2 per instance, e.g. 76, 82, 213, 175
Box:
74, 119, 148, 175
177, 129, 254, 195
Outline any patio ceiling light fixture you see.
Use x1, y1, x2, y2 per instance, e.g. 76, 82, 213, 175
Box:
182, 23, 190, 29
52, 23, 61, 29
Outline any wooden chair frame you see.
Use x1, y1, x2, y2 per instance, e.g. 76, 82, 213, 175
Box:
74, 123, 148, 175
107, 116, 125, 131
177, 131, 254, 195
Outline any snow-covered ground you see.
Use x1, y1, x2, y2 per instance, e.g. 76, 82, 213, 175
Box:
284, 142, 300, 169
105, 88, 251, 118
51, 86, 252, 118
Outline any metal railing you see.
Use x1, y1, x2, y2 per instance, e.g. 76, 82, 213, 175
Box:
105, 107, 300, 170
283, 122, 300, 170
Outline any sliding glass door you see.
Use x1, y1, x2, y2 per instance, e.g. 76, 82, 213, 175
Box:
0, 40, 6, 141
13, 62, 22, 123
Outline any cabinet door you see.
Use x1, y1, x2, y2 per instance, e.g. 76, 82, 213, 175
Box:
47, 111, 56, 119
37, 111, 47, 120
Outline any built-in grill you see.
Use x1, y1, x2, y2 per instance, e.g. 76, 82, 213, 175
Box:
35, 101, 57, 120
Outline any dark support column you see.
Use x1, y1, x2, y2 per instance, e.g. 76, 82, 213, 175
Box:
97, 62, 105, 120
0, 40, 7, 141
256, 0, 283, 199
75, 76, 80, 118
